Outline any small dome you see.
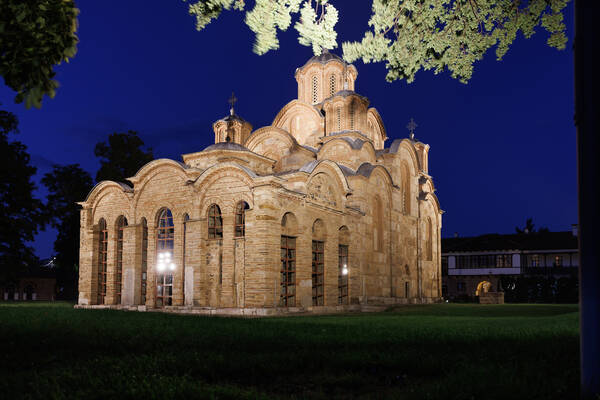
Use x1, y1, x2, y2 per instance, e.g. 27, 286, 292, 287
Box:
203, 142, 250, 152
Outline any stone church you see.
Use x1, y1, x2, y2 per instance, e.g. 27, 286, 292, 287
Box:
76, 52, 443, 313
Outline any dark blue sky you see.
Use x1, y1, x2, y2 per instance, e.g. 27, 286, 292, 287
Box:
0, 1, 576, 258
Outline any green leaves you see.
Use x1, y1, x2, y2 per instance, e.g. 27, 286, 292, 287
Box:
0, 0, 79, 109
186, 0, 339, 55
342, 0, 570, 83
186, 0, 570, 84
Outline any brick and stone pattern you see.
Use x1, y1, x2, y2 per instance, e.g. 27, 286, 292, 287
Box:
77, 53, 443, 312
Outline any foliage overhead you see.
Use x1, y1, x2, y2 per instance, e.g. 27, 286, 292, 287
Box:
184, 0, 569, 83
94, 130, 154, 184
41, 164, 93, 299
0, 108, 45, 280
0, 0, 79, 109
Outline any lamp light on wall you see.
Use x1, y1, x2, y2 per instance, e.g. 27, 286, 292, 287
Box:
157, 252, 175, 272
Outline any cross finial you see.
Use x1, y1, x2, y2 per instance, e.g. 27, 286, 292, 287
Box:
406, 118, 418, 140
228, 92, 237, 115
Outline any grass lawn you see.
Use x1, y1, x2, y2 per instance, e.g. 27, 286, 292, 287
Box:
0, 302, 579, 399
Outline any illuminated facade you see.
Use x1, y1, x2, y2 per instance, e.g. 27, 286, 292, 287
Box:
76, 53, 442, 313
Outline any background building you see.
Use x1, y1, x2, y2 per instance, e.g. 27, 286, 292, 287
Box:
442, 226, 578, 302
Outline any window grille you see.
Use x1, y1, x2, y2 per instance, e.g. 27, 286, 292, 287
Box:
97, 218, 108, 304
311, 76, 319, 104
141, 218, 148, 304
280, 236, 296, 306
338, 244, 349, 304
349, 102, 355, 130
156, 208, 174, 307
336, 107, 341, 131
329, 75, 336, 96
235, 201, 249, 237
208, 204, 223, 239
115, 215, 127, 304
312, 240, 325, 306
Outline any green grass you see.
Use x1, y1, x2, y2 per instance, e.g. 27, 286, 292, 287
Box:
0, 302, 579, 399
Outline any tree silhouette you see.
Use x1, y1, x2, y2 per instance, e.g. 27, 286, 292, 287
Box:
94, 130, 154, 184
42, 164, 93, 299
0, 108, 45, 282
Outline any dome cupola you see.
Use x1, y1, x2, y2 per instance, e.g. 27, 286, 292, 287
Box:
212, 92, 253, 144
295, 50, 358, 105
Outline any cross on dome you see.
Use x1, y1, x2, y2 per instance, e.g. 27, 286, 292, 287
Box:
228, 92, 237, 115
406, 118, 418, 140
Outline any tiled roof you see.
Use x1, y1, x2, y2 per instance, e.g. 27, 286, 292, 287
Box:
442, 231, 578, 252
203, 142, 250, 152
302, 51, 345, 68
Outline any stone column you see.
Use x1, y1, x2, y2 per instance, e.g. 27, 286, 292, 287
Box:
172, 220, 185, 306
78, 211, 97, 305
324, 228, 338, 307
220, 214, 235, 307
121, 224, 141, 306
244, 187, 280, 308
105, 223, 117, 305
146, 226, 157, 307
296, 213, 312, 308
184, 219, 203, 306
234, 237, 246, 307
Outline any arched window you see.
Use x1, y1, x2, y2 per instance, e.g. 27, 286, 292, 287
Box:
140, 217, 148, 305
311, 219, 326, 306
349, 101, 355, 130
426, 217, 433, 261
208, 204, 223, 239
235, 201, 249, 237
338, 226, 350, 305
280, 212, 297, 306
401, 162, 411, 215
97, 218, 108, 304
311, 75, 319, 104
115, 215, 128, 304
156, 208, 174, 307
336, 107, 341, 131
329, 74, 336, 96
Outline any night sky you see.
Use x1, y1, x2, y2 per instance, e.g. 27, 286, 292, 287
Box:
0, 1, 576, 258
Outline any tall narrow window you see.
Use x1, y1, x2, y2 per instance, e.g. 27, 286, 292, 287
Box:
156, 208, 174, 307
235, 201, 249, 237
311, 76, 319, 104
349, 101, 355, 130
280, 236, 296, 306
97, 218, 107, 304
329, 74, 336, 96
115, 216, 127, 304
208, 204, 223, 239
401, 162, 411, 215
141, 218, 148, 305
338, 244, 349, 305
405, 281, 410, 298
426, 217, 433, 261
336, 107, 341, 131
312, 240, 325, 306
